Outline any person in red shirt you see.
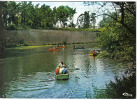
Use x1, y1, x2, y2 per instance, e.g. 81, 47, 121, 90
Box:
93, 50, 95, 54
55, 61, 64, 75
55, 66, 60, 75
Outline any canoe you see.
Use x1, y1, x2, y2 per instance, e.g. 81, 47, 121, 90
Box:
48, 48, 60, 51
53, 49, 60, 51
48, 48, 55, 51
89, 53, 96, 56
56, 73, 69, 80
57, 46, 66, 48
73, 47, 85, 49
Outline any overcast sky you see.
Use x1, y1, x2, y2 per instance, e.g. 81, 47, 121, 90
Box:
31, 1, 105, 26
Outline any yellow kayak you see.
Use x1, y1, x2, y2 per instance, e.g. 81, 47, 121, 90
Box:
89, 53, 96, 56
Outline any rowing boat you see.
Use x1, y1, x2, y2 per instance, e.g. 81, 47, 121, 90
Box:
57, 46, 66, 48
48, 48, 60, 51
89, 53, 96, 56
73, 47, 85, 49
48, 48, 54, 51
56, 73, 69, 80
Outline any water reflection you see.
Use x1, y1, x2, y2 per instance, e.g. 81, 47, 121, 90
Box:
0, 44, 125, 98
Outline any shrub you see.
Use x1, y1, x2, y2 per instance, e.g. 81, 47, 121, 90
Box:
95, 73, 136, 99
6, 24, 17, 30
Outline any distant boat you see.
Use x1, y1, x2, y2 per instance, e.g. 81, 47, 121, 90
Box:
73, 47, 85, 49
56, 73, 69, 80
53, 49, 60, 51
48, 48, 54, 51
48, 48, 60, 51
57, 46, 66, 48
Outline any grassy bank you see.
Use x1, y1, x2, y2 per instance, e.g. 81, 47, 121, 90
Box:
48, 28, 101, 32
10, 26, 102, 32
7, 45, 53, 50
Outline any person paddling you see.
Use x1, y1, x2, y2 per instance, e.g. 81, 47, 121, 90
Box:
62, 65, 68, 74
55, 61, 64, 74
55, 66, 60, 75
58, 61, 63, 68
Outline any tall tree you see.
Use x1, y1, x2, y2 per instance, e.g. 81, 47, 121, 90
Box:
92, 2, 136, 64
77, 11, 94, 28
91, 13, 96, 29
0, 2, 5, 58
40, 4, 53, 28
67, 7, 76, 27
56, 6, 76, 28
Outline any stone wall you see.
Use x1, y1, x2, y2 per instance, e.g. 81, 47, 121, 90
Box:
4, 29, 97, 45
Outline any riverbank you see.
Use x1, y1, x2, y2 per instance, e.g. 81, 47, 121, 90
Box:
9, 26, 102, 32
6, 42, 99, 49
6, 45, 52, 50
95, 73, 136, 99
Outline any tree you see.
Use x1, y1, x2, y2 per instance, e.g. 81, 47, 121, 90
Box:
92, 2, 136, 64
77, 11, 90, 28
2, 1, 20, 28
56, 6, 76, 28
84, 2, 136, 34
91, 13, 96, 29
39, 4, 53, 28
20, 1, 28, 26
0, 2, 5, 58
77, 11, 96, 28
67, 7, 76, 28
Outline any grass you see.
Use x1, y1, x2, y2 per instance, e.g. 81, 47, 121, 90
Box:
15, 27, 101, 32
7, 45, 53, 50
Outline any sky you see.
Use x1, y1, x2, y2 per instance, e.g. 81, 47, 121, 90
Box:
31, 1, 108, 26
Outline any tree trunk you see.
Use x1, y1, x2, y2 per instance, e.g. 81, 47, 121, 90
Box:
0, 2, 5, 58
120, 2, 125, 24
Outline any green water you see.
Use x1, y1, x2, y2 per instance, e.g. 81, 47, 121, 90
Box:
0, 44, 125, 98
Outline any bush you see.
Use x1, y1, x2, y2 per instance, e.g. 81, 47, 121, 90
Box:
6, 24, 17, 30
23, 43, 29, 46
96, 50, 110, 58
5, 43, 17, 48
95, 73, 136, 99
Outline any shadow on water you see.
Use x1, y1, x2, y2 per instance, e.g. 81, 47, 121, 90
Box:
4, 47, 50, 58
56, 79, 69, 84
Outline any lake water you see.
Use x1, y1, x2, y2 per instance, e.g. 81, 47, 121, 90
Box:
0, 44, 125, 98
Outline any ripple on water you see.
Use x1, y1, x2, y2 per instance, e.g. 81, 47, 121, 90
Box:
1, 45, 126, 98
5, 72, 55, 98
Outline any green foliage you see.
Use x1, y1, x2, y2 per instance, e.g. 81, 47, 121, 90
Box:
77, 11, 96, 28
56, 6, 76, 27
2, 2, 76, 29
6, 24, 17, 30
5, 43, 17, 48
95, 74, 136, 99
96, 50, 110, 58
97, 2, 136, 63
97, 19, 135, 62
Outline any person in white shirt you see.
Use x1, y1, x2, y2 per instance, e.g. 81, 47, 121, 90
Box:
59, 66, 64, 74
58, 61, 63, 68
